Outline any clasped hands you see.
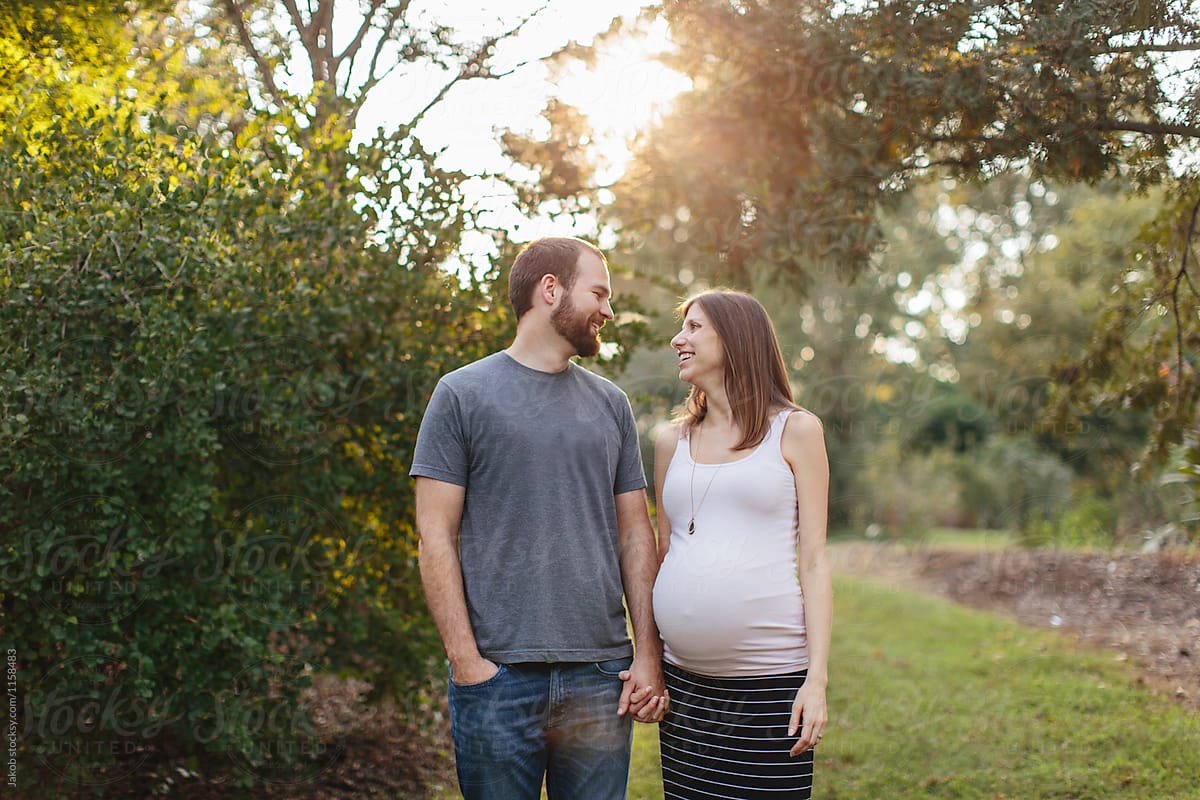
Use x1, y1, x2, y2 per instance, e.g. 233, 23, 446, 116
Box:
617, 664, 669, 723
453, 655, 669, 723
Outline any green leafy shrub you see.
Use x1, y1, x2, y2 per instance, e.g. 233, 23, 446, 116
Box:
1021, 491, 1119, 549
956, 434, 1075, 531
0, 58, 506, 795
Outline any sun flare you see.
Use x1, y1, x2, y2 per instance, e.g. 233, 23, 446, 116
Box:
549, 15, 692, 184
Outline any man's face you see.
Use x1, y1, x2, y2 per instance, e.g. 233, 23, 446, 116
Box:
551, 251, 615, 358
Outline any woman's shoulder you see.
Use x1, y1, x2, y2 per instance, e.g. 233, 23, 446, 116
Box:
779, 406, 825, 443
654, 420, 685, 448
779, 407, 828, 473
652, 421, 685, 471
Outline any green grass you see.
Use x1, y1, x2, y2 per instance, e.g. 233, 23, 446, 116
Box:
628, 724, 662, 799
831, 526, 1019, 551
809, 577, 1200, 799
903, 527, 1018, 550
435, 576, 1200, 799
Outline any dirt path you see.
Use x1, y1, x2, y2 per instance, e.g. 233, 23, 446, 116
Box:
829, 541, 1200, 713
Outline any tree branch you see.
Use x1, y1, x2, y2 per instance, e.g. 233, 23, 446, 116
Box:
407, 4, 550, 129
1169, 193, 1200, 393
1093, 119, 1200, 138
336, 0, 386, 81
280, 0, 324, 81
221, 0, 284, 105
1102, 42, 1200, 54
279, 0, 305, 29
1179, 194, 1200, 302
360, 1, 409, 99
312, 0, 335, 81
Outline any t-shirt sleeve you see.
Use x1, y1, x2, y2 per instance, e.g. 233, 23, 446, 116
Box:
613, 392, 647, 495
409, 379, 469, 486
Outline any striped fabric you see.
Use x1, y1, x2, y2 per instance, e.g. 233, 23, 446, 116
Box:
660, 662, 814, 799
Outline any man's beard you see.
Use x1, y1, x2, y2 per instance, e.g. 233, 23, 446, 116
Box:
551, 295, 602, 358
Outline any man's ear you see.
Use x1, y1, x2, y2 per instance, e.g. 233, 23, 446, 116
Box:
538, 273, 559, 307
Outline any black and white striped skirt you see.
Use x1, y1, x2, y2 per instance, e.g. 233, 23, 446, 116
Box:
660, 661, 814, 799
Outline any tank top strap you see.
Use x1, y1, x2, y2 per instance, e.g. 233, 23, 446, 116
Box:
765, 407, 794, 443
676, 411, 793, 460
672, 422, 694, 466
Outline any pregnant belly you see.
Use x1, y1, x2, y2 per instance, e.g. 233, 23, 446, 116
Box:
652, 554, 804, 669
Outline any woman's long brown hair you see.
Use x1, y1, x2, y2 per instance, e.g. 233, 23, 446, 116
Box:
674, 289, 798, 450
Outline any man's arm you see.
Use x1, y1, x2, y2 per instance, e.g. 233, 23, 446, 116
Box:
615, 488, 667, 721
415, 476, 497, 685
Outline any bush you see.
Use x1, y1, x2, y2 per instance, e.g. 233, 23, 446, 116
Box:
956, 434, 1075, 531
851, 432, 1076, 536
0, 64, 505, 794
852, 440, 961, 535
1021, 491, 1119, 549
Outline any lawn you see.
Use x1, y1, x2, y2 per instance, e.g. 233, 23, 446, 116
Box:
903, 527, 1018, 550
627, 576, 1200, 799
436, 575, 1200, 799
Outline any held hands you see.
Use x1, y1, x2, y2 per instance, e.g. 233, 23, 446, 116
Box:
617, 660, 669, 723
787, 680, 828, 756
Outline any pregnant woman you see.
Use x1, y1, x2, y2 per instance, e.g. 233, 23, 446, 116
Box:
652, 289, 832, 799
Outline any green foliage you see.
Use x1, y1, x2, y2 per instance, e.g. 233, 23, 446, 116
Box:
1022, 491, 1119, 549
956, 435, 1075, 531
0, 0, 164, 68
582, 0, 1198, 283
906, 387, 991, 454
1168, 437, 1200, 527
514, 0, 1200, 524
1053, 189, 1200, 470
854, 443, 964, 535
0, 25, 510, 795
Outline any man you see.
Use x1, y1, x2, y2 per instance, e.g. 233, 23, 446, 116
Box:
411, 236, 666, 799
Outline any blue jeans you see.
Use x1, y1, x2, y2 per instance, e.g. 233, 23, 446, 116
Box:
448, 657, 634, 800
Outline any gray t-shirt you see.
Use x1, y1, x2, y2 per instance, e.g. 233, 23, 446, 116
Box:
410, 351, 647, 663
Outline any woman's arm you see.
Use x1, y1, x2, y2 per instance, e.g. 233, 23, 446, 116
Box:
782, 410, 832, 755
652, 422, 680, 563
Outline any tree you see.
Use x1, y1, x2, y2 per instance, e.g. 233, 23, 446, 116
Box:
875, 174, 1174, 536
513, 0, 1200, 516
209, 0, 540, 137
0, 2, 543, 793
611, 0, 1198, 271
4, 0, 667, 790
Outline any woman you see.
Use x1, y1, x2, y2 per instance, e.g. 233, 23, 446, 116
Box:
652, 289, 832, 799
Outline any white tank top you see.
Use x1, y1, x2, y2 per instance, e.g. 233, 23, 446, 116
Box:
653, 409, 808, 677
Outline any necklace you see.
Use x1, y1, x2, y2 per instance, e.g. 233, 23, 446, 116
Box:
688, 423, 722, 535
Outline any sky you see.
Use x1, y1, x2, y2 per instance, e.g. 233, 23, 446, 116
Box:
349, 1, 692, 247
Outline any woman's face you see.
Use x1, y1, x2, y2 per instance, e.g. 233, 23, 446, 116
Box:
671, 303, 725, 386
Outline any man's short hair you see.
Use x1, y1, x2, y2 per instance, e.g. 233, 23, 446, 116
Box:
508, 237, 606, 319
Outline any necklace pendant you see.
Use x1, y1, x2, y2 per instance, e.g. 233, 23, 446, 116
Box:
687, 518, 695, 535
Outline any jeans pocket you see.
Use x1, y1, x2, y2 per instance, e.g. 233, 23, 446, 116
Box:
592, 656, 634, 678
449, 663, 507, 690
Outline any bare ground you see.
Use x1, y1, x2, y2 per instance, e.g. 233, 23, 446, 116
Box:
828, 541, 1200, 713
42, 676, 457, 800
